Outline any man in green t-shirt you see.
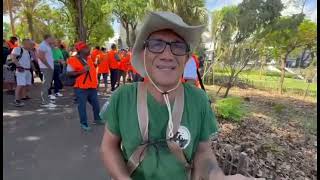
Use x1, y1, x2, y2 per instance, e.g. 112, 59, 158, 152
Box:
100, 12, 257, 180
50, 40, 65, 97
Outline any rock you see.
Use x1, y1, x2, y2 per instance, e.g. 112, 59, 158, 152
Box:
245, 148, 255, 155
234, 145, 241, 151
256, 170, 263, 177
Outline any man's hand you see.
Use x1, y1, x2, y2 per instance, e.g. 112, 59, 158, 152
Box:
192, 142, 225, 180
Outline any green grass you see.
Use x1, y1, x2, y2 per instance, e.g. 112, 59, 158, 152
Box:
213, 72, 317, 97
239, 74, 317, 91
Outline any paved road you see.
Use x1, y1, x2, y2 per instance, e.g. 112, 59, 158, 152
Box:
3, 79, 111, 180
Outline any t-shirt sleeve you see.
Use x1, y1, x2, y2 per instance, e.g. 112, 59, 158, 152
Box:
99, 89, 121, 137
199, 94, 219, 142
11, 47, 21, 56
38, 43, 47, 53
183, 58, 197, 80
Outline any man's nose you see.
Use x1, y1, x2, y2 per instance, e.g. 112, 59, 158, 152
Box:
161, 44, 174, 58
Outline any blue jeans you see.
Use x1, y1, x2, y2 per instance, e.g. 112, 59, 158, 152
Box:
74, 88, 101, 126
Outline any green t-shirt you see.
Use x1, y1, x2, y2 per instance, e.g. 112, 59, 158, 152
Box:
100, 83, 219, 180
52, 48, 64, 64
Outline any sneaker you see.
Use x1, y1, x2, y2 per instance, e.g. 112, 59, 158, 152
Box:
92, 120, 105, 125
97, 92, 101, 96
80, 124, 91, 131
50, 100, 56, 104
48, 95, 57, 100
14, 100, 24, 107
55, 92, 63, 97
41, 103, 57, 108
21, 96, 31, 100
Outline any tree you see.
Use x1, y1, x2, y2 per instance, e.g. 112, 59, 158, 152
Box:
12, 4, 66, 43
263, 15, 316, 94
149, 0, 208, 26
56, 0, 114, 44
57, 0, 87, 42
3, 0, 20, 35
103, 0, 148, 47
212, 0, 284, 97
19, 0, 46, 40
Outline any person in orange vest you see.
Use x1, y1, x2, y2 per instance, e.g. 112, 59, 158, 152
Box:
6, 36, 19, 52
91, 46, 101, 64
66, 41, 104, 131
117, 49, 130, 85
96, 47, 110, 94
183, 53, 202, 88
108, 44, 121, 91
126, 48, 134, 82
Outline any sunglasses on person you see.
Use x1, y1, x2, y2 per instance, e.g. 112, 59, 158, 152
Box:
144, 39, 190, 56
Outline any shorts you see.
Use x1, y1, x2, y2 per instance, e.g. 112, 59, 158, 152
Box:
16, 70, 32, 86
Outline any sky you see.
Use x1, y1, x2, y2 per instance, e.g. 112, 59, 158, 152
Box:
3, 0, 317, 35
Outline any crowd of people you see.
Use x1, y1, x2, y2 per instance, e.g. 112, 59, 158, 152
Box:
3, 33, 204, 130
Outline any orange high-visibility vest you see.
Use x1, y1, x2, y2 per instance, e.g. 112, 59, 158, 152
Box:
97, 53, 110, 74
108, 50, 120, 69
67, 56, 98, 89
6, 41, 18, 50
91, 49, 101, 63
119, 52, 131, 72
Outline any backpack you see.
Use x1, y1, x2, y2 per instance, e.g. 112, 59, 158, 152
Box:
6, 47, 31, 71
59, 55, 91, 87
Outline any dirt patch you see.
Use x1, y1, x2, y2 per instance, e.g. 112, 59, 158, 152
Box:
207, 85, 317, 180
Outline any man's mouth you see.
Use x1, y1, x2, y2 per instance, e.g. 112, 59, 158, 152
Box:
156, 65, 176, 70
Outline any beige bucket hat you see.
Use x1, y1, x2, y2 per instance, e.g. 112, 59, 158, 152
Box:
132, 11, 205, 77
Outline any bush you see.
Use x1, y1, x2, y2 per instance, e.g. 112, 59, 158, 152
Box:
214, 97, 246, 122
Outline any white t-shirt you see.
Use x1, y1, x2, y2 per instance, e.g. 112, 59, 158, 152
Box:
37, 41, 54, 69
11, 47, 31, 69
183, 57, 197, 80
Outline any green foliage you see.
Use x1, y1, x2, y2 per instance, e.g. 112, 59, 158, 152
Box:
84, 0, 114, 46
209, 0, 284, 97
272, 103, 285, 114
214, 97, 246, 122
149, 0, 208, 26
104, 0, 148, 47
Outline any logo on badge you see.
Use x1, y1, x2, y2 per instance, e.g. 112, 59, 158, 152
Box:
173, 126, 191, 149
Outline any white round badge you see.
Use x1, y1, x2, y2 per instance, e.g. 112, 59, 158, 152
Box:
174, 126, 191, 149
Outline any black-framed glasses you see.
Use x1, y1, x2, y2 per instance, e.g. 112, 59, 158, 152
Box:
144, 39, 190, 56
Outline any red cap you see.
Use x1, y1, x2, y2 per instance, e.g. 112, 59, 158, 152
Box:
75, 41, 88, 51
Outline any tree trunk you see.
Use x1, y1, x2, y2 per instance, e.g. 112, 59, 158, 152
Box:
223, 75, 234, 98
6, 0, 16, 36
279, 53, 289, 94
26, 14, 34, 40
223, 82, 232, 98
303, 82, 311, 99
130, 23, 137, 47
259, 55, 265, 80
73, 0, 86, 42
125, 25, 131, 48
